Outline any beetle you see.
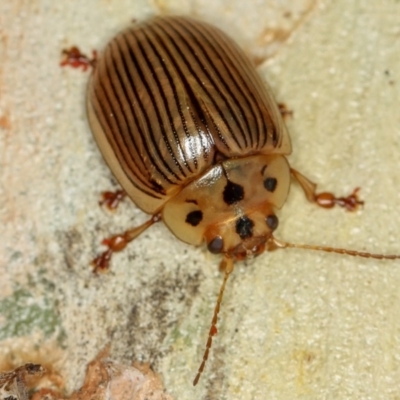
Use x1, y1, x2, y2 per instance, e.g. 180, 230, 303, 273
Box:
61, 15, 400, 385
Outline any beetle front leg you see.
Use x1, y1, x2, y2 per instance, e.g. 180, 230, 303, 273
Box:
60, 46, 97, 71
92, 213, 161, 273
291, 168, 364, 211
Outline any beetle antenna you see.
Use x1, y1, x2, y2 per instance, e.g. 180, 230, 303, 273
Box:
193, 257, 234, 386
272, 237, 400, 260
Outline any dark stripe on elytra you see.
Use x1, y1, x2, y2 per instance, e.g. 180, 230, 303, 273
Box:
210, 26, 269, 148
116, 33, 175, 187
123, 30, 181, 182
155, 19, 230, 152
235, 216, 254, 239
164, 20, 240, 150
107, 43, 154, 190
97, 64, 140, 181
146, 25, 200, 171
175, 19, 247, 149
147, 23, 206, 168
142, 27, 192, 174
115, 35, 165, 181
124, 29, 180, 180
153, 24, 209, 163
93, 69, 163, 199
159, 40, 214, 163
133, 30, 187, 179
272, 128, 278, 147
188, 21, 253, 148
119, 32, 175, 185
159, 21, 229, 150
92, 95, 162, 200
204, 34, 260, 149
201, 23, 265, 149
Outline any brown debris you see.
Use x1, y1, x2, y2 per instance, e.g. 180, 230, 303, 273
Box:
32, 347, 174, 400
0, 363, 44, 400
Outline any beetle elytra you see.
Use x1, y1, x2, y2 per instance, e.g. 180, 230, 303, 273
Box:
61, 16, 400, 386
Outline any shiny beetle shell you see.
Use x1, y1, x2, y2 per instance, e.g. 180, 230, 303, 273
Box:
87, 16, 292, 259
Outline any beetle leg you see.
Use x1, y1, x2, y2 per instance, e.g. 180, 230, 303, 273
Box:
92, 213, 161, 273
99, 189, 126, 211
291, 168, 364, 211
277, 102, 293, 121
60, 46, 97, 71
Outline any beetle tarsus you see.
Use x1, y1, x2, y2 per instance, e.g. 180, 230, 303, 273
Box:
60, 46, 97, 71
99, 189, 127, 210
315, 187, 364, 211
92, 214, 161, 272
92, 234, 129, 273
291, 168, 364, 212
92, 249, 113, 273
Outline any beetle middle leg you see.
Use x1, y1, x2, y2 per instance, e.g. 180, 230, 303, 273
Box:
277, 102, 293, 121
291, 168, 364, 211
99, 189, 127, 211
92, 213, 161, 273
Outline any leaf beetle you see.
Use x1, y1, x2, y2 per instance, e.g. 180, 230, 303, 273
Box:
61, 15, 400, 385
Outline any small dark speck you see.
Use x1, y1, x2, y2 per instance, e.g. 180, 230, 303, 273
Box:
260, 165, 267, 175
384, 70, 395, 85
185, 199, 198, 205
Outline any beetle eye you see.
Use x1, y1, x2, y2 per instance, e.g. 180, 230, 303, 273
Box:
207, 236, 224, 254
266, 214, 279, 231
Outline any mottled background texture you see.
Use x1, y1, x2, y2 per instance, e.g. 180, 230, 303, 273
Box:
1, 1, 400, 399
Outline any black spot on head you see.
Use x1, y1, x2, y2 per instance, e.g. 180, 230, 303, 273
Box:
264, 177, 277, 192
266, 214, 279, 231
235, 216, 254, 239
208, 236, 224, 254
223, 180, 244, 205
185, 210, 203, 226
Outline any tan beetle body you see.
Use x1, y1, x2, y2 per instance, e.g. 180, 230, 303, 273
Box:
59, 15, 400, 386
87, 16, 293, 260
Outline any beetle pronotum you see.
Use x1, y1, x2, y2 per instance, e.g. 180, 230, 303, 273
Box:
61, 15, 400, 385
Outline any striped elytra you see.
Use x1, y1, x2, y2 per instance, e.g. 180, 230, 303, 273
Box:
79, 15, 400, 386
87, 16, 291, 212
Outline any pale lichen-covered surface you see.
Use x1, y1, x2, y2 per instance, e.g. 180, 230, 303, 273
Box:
1, 1, 400, 399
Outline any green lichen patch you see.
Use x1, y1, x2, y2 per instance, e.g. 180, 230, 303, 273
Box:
0, 285, 65, 344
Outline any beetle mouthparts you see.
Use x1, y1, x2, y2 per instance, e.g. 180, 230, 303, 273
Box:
228, 236, 268, 261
